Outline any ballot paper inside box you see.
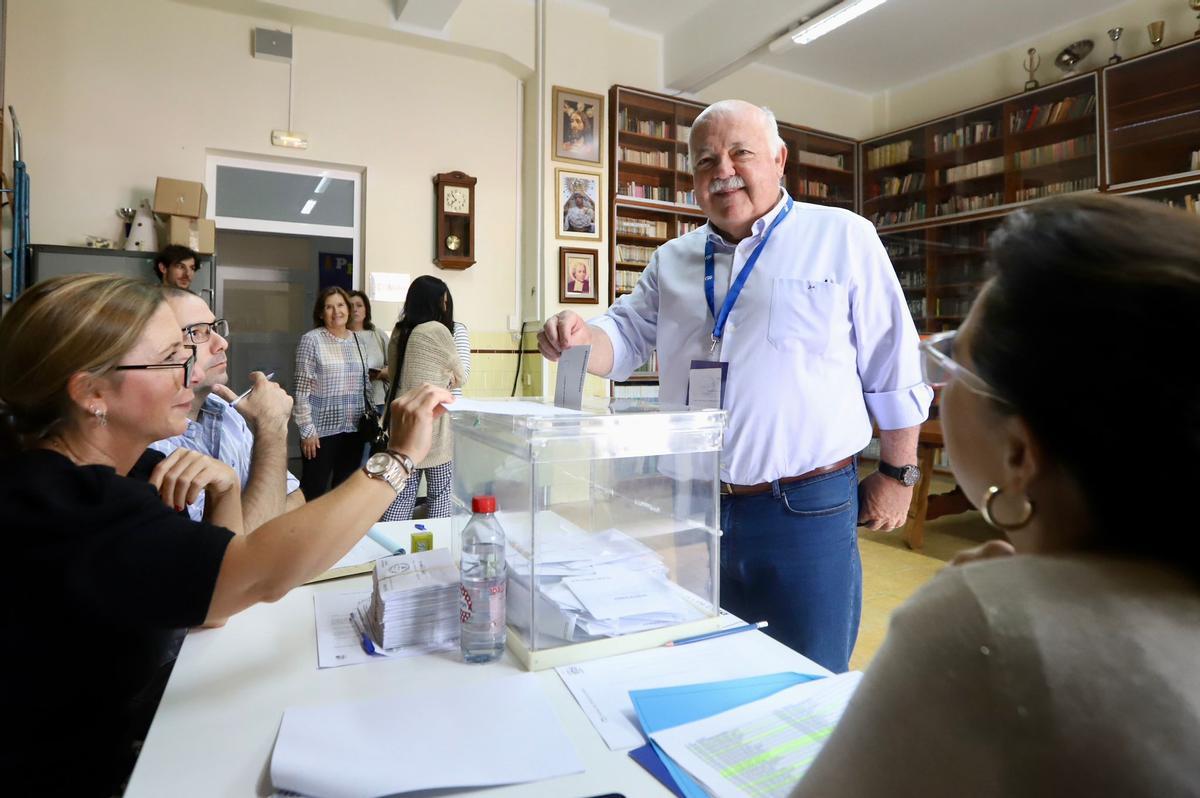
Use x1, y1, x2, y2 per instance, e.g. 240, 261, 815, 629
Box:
451, 399, 727, 670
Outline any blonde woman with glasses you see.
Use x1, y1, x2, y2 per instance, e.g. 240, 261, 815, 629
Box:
0, 274, 449, 795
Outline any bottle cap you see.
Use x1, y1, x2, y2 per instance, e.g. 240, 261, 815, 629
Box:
415, 523, 426, 530
471, 495, 497, 513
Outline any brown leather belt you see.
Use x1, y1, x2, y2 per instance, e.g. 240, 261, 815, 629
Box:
720, 456, 854, 497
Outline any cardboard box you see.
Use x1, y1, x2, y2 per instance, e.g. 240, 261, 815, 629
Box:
154, 177, 208, 218
167, 215, 216, 254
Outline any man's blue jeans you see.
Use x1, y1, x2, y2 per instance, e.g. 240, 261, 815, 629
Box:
719, 460, 861, 673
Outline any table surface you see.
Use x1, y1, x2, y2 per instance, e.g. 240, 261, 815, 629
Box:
124, 520, 825, 798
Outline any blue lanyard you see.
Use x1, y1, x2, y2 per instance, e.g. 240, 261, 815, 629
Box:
704, 195, 793, 353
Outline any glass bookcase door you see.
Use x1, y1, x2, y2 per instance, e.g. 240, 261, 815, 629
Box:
1005, 76, 1099, 203
926, 216, 1004, 332
927, 105, 1005, 220
862, 130, 928, 228
784, 128, 856, 209
879, 230, 929, 331
1104, 38, 1200, 189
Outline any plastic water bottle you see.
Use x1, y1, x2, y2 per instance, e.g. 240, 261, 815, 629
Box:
459, 495, 507, 663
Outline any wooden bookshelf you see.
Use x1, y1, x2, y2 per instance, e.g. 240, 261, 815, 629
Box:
1103, 37, 1200, 191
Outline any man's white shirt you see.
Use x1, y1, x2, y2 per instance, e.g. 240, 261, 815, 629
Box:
592, 192, 933, 485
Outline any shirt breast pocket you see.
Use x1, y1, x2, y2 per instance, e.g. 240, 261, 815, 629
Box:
767, 278, 843, 355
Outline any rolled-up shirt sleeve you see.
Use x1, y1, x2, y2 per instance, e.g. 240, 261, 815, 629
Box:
848, 218, 934, 430
590, 254, 660, 382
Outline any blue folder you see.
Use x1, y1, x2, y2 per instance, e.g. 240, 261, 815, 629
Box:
629, 671, 824, 798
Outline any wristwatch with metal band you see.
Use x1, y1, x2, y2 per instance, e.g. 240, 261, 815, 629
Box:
363, 450, 414, 493
878, 460, 922, 487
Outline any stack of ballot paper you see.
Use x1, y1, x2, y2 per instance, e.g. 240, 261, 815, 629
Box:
360, 549, 460, 652
502, 511, 709, 643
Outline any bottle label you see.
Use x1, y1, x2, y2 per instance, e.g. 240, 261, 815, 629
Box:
459, 581, 506, 625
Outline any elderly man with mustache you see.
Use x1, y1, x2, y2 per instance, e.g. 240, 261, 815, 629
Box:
538, 99, 931, 673
150, 288, 305, 531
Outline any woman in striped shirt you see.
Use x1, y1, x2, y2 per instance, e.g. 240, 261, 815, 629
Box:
293, 287, 370, 499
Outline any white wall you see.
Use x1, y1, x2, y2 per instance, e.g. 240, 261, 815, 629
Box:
4, 0, 523, 334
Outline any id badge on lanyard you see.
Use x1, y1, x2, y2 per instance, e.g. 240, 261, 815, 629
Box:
694, 196, 793, 408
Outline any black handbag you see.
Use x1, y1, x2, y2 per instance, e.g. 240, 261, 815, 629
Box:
353, 332, 390, 454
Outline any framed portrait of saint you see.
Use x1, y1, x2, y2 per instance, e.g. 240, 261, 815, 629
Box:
556, 168, 601, 240
559, 247, 599, 304
553, 86, 604, 165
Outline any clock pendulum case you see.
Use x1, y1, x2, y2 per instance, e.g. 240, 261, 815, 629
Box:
433, 171, 477, 269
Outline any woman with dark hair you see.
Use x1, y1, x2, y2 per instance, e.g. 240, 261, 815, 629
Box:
792, 195, 1200, 796
381, 275, 464, 520
293, 286, 372, 498
0, 274, 448, 795
348, 289, 390, 417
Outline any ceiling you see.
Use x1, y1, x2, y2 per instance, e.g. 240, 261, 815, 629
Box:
593, 0, 1133, 94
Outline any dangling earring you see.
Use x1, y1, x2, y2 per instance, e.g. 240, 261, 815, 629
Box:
980, 485, 1033, 531
91, 405, 108, 427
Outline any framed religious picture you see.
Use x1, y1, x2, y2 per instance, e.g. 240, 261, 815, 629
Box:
552, 86, 604, 164
559, 247, 599, 304
556, 168, 602, 240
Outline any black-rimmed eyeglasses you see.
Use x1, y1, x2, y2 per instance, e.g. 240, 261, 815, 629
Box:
182, 319, 229, 344
114, 345, 197, 386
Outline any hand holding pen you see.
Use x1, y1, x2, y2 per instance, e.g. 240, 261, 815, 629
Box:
211, 371, 293, 430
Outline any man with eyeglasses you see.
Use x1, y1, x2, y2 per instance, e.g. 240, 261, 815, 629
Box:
150, 288, 305, 529
154, 245, 201, 291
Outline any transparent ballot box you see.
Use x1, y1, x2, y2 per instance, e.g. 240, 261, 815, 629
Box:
451, 399, 726, 670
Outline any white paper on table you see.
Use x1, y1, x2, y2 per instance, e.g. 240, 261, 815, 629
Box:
556, 627, 829, 750
650, 671, 863, 798
561, 571, 689, 621
443, 397, 584, 416
270, 674, 584, 798
329, 536, 392, 571
312, 591, 375, 669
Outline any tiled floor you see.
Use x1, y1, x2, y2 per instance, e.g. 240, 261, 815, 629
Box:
849, 474, 1000, 671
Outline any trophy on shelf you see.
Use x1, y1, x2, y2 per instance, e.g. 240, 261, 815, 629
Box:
1148, 20, 1165, 49
1054, 40, 1094, 78
1023, 47, 1041, 91
1191, 0, 1200, 37
1108, 27, 1124, 63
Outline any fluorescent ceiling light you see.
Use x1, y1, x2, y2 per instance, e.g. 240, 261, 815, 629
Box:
313, 176, 330, 194
300, 199, 317, 215
769, 0, 888, 52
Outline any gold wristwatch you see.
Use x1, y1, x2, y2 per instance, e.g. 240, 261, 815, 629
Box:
363, 450, 414, 493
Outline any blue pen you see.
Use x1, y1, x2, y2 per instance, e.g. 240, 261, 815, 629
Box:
360, 633, 377, 656
664, 620, 768, 647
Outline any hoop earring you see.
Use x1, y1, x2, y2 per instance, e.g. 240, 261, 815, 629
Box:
91, 406, 108, 427
980, 485, 1033, 531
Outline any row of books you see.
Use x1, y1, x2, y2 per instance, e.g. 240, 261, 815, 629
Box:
1191, 149, 1200, 171
896, 270, 926, 288
616, 244, 655, 265
613, 383, 659, 399
617, 181, 672, 202
866, 139, 915, 170
940, 156, 1004, 185
618, 146, 670, 168
935, 192, 1003, 217
676, 189, 696, 205
932, 121, 997, 153
935, 296, 973, 317
615, 216, 669, 238
614, 270, 643, 292
1008, 93, 1095, 133
797, 180, 838, 199
936, 260, 986, 283
795, 149, 846, 170
1013, 133, 1096, 169
884, 238, 923, 260
907, 297, 927, 319
678, 220, 702, 235
874, 172, 925, 197
676, 123, 692, 143
1015, 176, 1097, 202
618, 110, 674, 139
633, 350, 659, 375
871, 202, 927, 227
